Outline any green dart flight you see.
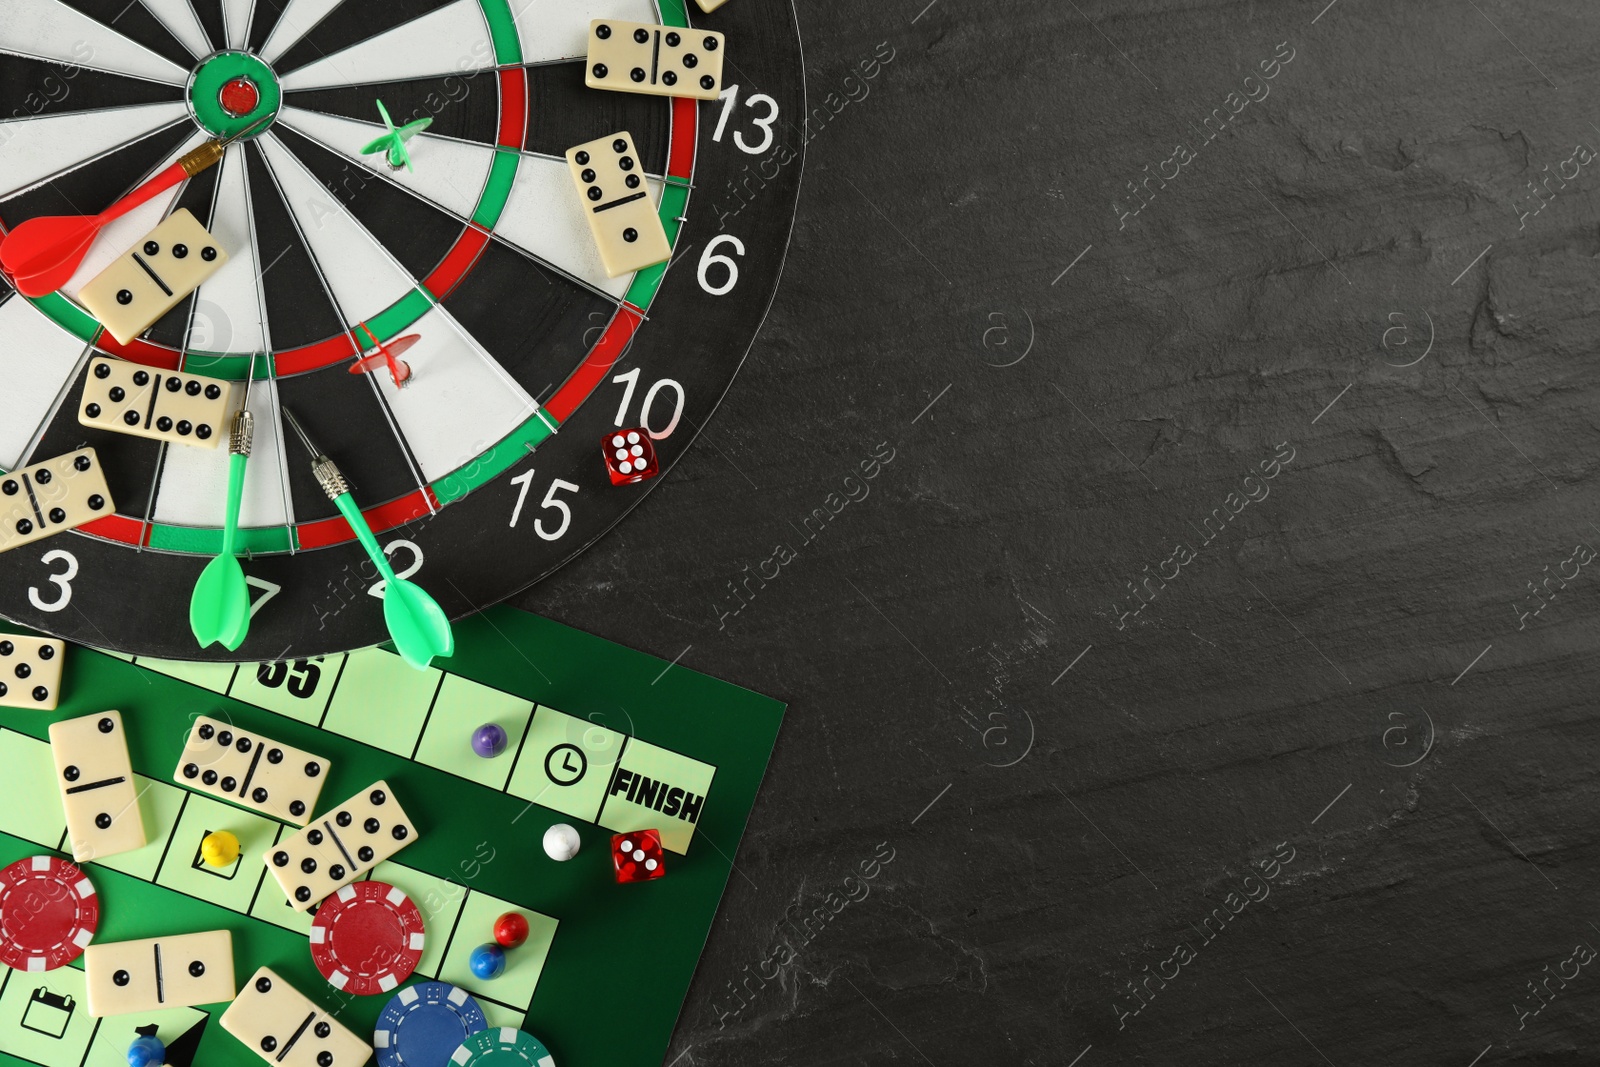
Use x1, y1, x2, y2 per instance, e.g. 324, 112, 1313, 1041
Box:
360, 99, 432, 172
281, 406, 454, 670
189, 362, 257, 651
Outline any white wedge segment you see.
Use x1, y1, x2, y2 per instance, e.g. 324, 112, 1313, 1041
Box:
186, 149, 269, 354
222, 0, 255, 49
370, 304, 538, 482
278, 0, 495, 91
139, 0, 214, 60
254, 132, 416, 327
0, 103, 188, 200
153, 376, 296, 529
0, 0, 190, 83
276, 106, 490, 221
495, 152, 657, 299
0, 296, 86, 471
257, 0, 343, 63
507, 0, 657, 64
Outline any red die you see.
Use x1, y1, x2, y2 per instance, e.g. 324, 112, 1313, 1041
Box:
611, 829, 666, 883
602, 428, 658, 485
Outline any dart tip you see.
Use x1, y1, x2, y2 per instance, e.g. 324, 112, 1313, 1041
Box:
239, 350, 258, 405
220, 113, 274, 146
280, 406, 318, 458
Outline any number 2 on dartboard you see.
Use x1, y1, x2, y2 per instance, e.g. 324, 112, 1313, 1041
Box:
368, 540, 423, 599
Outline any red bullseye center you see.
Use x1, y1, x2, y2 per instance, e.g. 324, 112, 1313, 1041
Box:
219, 77, 259, 117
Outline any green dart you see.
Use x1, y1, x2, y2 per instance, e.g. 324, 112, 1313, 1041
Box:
360, 99, 432, 172
281, 406, 454, 670
189, 364, 257, 651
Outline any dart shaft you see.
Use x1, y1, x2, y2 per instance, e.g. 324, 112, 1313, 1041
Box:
98, 129, 242, 229
220, 452, 248, 559
97, 161, 191, 227
333, 493, 399, 583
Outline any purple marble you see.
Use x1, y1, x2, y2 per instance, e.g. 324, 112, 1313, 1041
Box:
471, 722, 507, 758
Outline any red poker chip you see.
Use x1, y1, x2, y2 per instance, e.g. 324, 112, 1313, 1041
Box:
309, 880, 426, 995
0, 856, 99, 971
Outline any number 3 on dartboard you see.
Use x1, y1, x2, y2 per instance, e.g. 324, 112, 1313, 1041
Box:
508, 473, 579, 539
28, 549, 77, 612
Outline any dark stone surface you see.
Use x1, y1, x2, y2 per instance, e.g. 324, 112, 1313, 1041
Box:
525, 2, 1600, 1063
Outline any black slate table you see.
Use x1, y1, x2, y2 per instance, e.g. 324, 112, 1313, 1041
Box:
529, 1, 1600, 1062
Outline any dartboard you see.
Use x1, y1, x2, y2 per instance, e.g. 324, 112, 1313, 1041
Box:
0, 0, 802, 659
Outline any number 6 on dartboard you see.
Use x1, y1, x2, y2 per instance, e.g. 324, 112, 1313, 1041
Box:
699, 235, 744, 296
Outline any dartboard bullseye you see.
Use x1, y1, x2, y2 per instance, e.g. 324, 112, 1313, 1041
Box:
0, 0, 803, 660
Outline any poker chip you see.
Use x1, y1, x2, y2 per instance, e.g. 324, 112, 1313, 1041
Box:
449, 1028, 555, 1067
309, 880, 425, 995
374, 982, 488, 1067
0, 855, 98, 971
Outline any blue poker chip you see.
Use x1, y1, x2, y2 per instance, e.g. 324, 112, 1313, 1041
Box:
375, 982, 489, 1067
450, 1027, 556, 1067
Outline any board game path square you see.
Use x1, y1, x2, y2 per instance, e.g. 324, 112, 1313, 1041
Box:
0, 729, 68, 848
0, 962, 94, 1064
599, 735, 715, 855
321, 649, 443, 756
413, 673, 533, 790
155, 793, 279, 915
505, 705, 625, 825
436, 892, 556, 1014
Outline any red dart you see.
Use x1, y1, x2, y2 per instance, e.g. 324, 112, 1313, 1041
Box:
349, 326, 419, 388
1, 116, 270, 298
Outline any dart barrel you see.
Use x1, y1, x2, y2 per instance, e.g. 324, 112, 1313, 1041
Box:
177, 141, 227, 177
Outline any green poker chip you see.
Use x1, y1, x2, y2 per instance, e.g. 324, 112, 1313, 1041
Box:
450, 1028, 555, 1067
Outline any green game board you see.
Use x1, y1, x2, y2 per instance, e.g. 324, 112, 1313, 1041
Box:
0, 607, 784, 1067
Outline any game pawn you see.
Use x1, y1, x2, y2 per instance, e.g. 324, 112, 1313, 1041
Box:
543, 823, 581, 862
471, 723, 507, 758
494, 911, 529, 949
127, 1026, 164, 1067
468, 942, 506, 980
200, 830, 239, 868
